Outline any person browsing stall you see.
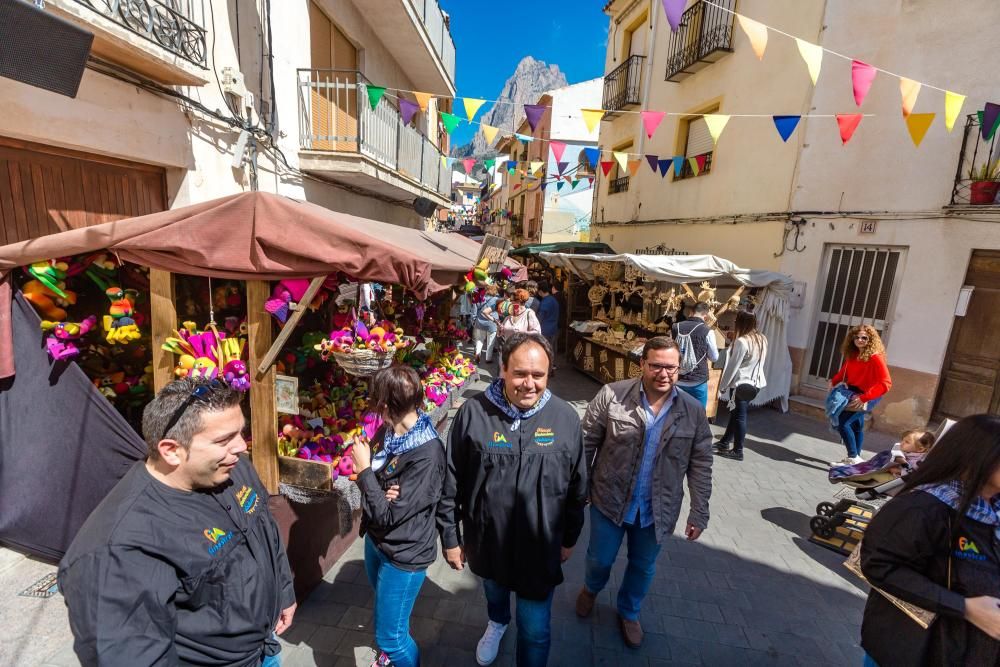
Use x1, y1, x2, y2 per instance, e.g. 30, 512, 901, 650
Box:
671, 302, 719, 408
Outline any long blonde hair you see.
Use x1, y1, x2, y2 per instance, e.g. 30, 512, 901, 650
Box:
840, 325, 885, 362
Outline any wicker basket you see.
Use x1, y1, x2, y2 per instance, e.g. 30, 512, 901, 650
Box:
331, 348, 394, 376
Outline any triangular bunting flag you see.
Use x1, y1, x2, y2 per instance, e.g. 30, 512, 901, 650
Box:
900, 78, 921, 117
564, 175, 573, 183
613, 151, 629, 172
440, 156, 447, 168
583, 147, 600, 168
672, 156, 685, 176
905, 113, 935, 147
557, 161, 569, 175
659, 159, 672, 177
688, 157, 701, 176
572, 179, 580, 188
484, 158, 496, 170
366, 85, 386, 110
440, 112, 461, 135
662, 0, 685, 32
557, 181, 565, 191
550, 141, 567, 162
736, 14, 768, 60
581, 109, 605, 134
413, 92, 433, 112
836, 113, 863, 144
525, 104, 546, 132
704, 114, 731, 143
772, 115, 801, 142
506, 160, 517, 170
646, 155, 659, 172
530, 161, 545, 175
640, 110, 666, 139
944, 92, 966, 132
627, 159, 642, 177
795, 38, 823, 85
981, 102, 1000, 141
515, 133, 534, 143
446, 157, 456, 168
851, 60, 877, 107
695, 154, 707, 172
481, 124, 500, 145
600, 161, 614, 177
463, 98, 486, 120
513, 183, 521, 191
399, 99, 420, 125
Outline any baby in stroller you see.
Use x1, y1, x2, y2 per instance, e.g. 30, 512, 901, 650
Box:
828, 429, 936, 486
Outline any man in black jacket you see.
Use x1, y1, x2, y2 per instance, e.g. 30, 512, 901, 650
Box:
59, 378, 296, 666
438, 332, 587, 667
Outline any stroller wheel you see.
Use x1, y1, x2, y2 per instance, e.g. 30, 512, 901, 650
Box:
816, 502, 835, 517
810, 516, 835, 539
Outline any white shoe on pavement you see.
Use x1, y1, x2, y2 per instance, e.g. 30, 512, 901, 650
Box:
829, 457, 853, 466
848, 456, 865, 464
476, 620, 508, 666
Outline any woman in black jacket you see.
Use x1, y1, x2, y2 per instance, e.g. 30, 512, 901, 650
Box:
860, 414, 1000, 666
352, 365, 446, 667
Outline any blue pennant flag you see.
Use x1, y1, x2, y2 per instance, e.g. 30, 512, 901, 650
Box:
772, 115, 802, 143
583, 147, 600, 168
657, 159, 671, 177
672, 156, 685, 176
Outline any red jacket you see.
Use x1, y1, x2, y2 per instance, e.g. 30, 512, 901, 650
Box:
831, 353, 892, 402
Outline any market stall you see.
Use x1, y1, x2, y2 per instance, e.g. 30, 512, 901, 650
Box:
0, 192, 516, 591
540, 253, 794, 417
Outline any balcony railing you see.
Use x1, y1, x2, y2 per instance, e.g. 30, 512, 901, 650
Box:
675, 152, 714, 180
72, 0, 207, 68
408, 0, 457, 84
609, 176, 630, 194
951, 113, 1000, 205
603, 55, 645, 116
664, 0, 735, 82
297, 69, 450, 199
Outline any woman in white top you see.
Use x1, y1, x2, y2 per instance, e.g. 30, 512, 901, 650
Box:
714, 309, 767, 462
496, 288, 541, 370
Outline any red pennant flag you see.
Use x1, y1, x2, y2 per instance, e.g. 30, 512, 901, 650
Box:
462, 158, 475, 174
600, 160, 614, 177
695, 154, 708, 172
513, 183, 521, 191
836, 113, 863, 144
550, 141, 567, 162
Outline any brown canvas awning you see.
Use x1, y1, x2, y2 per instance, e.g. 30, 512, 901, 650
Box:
0, 191, 523, 378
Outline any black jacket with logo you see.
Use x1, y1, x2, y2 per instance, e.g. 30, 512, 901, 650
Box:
860, 489, 1000, 666
58, 458, 295, 667
437, 392, 587, 600
358, 427, 446, 571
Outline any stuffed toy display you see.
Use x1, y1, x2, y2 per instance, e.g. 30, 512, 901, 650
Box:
40, 315, 97, 361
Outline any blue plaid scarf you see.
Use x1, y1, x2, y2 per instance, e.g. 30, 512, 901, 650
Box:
372, 412, 439, 472
919, 481, 1000, 542
484, 378, 551, 432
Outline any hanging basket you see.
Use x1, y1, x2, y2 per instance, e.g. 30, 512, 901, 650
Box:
331, 348, 394, 377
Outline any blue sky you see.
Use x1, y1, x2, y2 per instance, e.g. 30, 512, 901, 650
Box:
440, 0, 609, 146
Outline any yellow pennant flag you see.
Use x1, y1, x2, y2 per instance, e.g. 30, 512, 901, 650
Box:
581, 108, 606, 133
736, 14, 768, 60
906, 112, 935, 147
440, 156, 447, 168
613, 151, 629, 172
688, 157, 701, 176
463, 98, 486, 120
944, 91, 966, 132
481, 124, 500, 145
795, 38, 823, 85
627, 159, 642, 177
530, 161, 545, 175
704, 114, 731, 143
414, 92, 433, 112
900, 78, 921, 117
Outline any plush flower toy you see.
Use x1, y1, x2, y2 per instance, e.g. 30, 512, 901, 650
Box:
40, 315, 97, 360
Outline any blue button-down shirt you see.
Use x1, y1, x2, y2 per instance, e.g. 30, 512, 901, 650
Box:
624, 386, 677, 528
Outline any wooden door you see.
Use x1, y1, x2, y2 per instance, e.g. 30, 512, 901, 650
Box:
934, 251, 1000, 419
0, 137, 165, 244
308, 1, 358, 152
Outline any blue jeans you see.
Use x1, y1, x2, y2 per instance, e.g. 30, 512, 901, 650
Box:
678, 382, 708, 408
584, 506, 662, 621
721, 397, 749, 450
836, 398, 881, 458
364, 536, 427, 667
482, 578, 554, 667
863, 654, 880, 667
261, 653, 281, 667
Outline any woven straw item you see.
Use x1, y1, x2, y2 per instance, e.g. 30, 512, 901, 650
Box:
331, 348, 394, 377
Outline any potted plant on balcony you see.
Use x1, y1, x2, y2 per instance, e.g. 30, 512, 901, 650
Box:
969, 160, 1000, 204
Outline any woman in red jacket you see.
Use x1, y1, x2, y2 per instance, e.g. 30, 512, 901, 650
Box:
831, 325, 892, 464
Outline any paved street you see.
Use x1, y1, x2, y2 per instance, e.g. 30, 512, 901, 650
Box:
3, 360, 891, 666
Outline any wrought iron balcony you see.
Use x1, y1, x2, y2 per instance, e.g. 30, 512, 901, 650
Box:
609, 176, 630, 194
72, 0, 207, 68
951, 113, 1000, 206
664, 0, 736, 82
602, 55, 646, 116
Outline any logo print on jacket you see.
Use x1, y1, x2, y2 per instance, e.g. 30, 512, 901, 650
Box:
236, 485, 259, 514
489, 431, 511, 448
204, 527, 234, 555
955, 536, 988, 562
533, 427, 555, 447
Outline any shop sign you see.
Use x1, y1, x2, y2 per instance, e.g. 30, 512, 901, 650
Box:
477, 233, 513, 272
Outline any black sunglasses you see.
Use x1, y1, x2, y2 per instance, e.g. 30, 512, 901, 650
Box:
161, 379, 224, 439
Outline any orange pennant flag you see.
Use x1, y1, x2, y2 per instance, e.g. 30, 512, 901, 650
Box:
736, 14, 768, 60
899, 78, 921, 117
627, 159, 642, 177
905, 113, 935, 147
414, 92, 433, 112
837, 114, 863, 144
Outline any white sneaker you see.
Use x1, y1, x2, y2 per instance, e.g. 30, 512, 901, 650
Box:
829, 457, 853, 466
848, 456, 865, 465
476, 620, 508, 666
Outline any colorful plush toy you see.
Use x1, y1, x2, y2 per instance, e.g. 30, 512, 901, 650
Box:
264, 279, 311, 324
28, 260, 70, 298
40, 315, 97, 360
23, 279, 77, 321
223, 360, 251, 392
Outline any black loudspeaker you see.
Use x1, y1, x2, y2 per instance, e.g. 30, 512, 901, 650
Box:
0, 0, 94, 98
413, 196, 438, 218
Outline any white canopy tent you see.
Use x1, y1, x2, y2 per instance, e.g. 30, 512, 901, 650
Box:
540, 253, 794, 410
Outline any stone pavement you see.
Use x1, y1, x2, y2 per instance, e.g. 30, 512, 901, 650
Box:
2, 358, 893, 666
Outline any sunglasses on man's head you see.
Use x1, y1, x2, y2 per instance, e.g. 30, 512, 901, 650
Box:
162, 379, 225, 439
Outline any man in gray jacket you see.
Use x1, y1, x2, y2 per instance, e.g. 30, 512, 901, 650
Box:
576, 337, 713, 648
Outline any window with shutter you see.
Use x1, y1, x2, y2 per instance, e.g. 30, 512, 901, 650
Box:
676, 113, 716, 179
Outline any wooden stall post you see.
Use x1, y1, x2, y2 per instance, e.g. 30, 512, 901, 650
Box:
246, 280, 279, 494
149, 269, 176, 392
